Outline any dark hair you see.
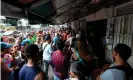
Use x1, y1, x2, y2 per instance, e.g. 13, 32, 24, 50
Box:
71, 61, 86, 80
44, 35, 51, 41
0, 37, 3, 42
24, 44, 39, 58
13, 35, 17, 38
27, 34, 32, 38
114, 43, 132, 61
78, 31, 85, 40
56, 40, 64, 50
71, 32, 76, 37
18, 37, 22, 40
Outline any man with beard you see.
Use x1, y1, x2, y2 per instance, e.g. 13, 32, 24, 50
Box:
97, 44, 133, 80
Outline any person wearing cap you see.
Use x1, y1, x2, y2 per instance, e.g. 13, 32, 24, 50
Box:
0, 42, 14, 80
97, 44, 132, 80
21, 39, 32, 53
26, 33, 34, 43
1, 42, 12, 55
19, 44, 45, 80
42, 35, 53, 79
1, 42, 17, 68
20, 39, 33, 64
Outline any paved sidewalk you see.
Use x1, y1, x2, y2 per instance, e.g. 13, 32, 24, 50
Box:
48, 66, 54, 80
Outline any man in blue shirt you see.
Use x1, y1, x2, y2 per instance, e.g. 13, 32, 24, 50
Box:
42, 35, 53, 79
52, 33, 60, 46
97, 44, 132, 80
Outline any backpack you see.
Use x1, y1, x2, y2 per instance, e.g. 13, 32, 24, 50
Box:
108, 65, 133, 80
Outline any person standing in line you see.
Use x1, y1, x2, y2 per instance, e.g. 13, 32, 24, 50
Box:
69, 31, 94, 80
19, 44, 45, 80
97, 44, 133, 80
42, 35, 54, 79
52, 33, 60, 47
35, 37, 43, 50
7, 37, 16, 44
0, 42, 14, 80
16, 37, 23, 50
11, 43, 24, 67
0, 42, 14, 68
52, 40, 71, 80
62, 30, 67, 43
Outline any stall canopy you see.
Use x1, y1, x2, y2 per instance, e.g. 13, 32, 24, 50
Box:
1, 0, 56, 24
1, 0, 131, 24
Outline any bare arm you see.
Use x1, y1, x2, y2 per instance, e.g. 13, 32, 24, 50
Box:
1, 58, 11, 74
34, 72, 45, 80
96, 75, 101, 80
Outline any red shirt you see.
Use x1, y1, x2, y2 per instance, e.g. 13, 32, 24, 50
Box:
52, 50, 70, 79
63, 33, 67, 41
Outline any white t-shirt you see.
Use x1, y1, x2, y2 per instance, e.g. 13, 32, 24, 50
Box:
15, 51, 24, 64
42, 42, 53, 61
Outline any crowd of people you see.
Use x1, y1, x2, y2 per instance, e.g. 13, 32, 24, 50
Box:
0, 28, 133, 80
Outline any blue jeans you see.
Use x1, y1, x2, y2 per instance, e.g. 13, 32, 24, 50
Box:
54, 74, 69, 80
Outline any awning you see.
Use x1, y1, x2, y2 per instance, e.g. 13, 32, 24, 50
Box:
28, 0, 56, 24
1, 0, 56, 24
1, 1, 26, 18
30, 0, 55, 17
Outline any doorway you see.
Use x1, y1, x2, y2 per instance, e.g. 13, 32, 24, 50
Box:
87, 19, 107, 68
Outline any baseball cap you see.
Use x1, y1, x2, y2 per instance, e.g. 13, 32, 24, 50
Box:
0, 42, 12, 50
21, 39, 32, 46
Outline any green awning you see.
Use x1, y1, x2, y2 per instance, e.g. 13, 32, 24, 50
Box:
28, 0, 56, 24
30, 1, 55, 17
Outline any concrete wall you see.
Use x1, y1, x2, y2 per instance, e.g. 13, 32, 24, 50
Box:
86, 1, 133, 68
86, 8, 113, 22
68, 20, 87, 33
128, 45, 133, 68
